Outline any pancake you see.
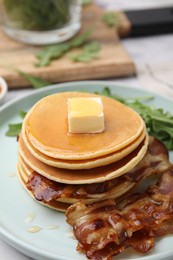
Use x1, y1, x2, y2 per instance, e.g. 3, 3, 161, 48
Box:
16, 91, 151, 213
22, 127, 147, 169
23, 92, 145, 160
18, 133, 148, 184
17, 156, 137, 207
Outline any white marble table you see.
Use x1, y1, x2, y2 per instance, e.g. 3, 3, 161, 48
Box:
1, 1, 173, 259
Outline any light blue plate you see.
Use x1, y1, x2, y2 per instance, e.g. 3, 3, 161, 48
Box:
0, 81, 173, 260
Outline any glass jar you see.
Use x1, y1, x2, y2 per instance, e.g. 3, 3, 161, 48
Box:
0, 0, 82, 45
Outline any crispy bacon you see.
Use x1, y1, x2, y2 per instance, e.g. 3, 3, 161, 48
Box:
66, 168, 173, 260
26, 137, 171, 204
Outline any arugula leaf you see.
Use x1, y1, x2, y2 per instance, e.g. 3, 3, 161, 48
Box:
70, 51, 99, 62
99, 87, 173, 150
69, 41, 100, 63
102, 12, 120, 27
83, 41, 100, 52
36, 29, 93, 67
5, 123, 22, 137
5, 110, 27, 137
69, 29, 93, 48
16, 69, 51, 88
19, 110, 27, 119
6, 66, 51, 88
36, 43, 71, 67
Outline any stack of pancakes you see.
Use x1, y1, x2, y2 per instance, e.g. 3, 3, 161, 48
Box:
17, 91, 148, 212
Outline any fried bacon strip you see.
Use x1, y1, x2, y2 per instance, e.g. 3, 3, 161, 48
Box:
66, 168, 173, 260
26, 137, 171, 204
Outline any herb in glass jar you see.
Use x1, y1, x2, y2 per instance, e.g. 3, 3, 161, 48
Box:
0, 0, 82, 45
3, 0, 73, 31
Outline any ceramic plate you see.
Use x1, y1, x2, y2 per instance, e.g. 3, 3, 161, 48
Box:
0, 76, 8, 105
0, 81, 173, 260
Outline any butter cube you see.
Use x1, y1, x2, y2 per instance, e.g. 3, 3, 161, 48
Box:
68, 97, 105, 134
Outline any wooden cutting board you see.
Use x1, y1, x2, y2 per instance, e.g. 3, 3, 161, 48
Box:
0, 4, 133, 89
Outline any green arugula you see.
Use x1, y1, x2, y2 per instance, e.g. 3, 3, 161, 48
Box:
16, 69, 51, 88
5, 110, 27, 137
83, 41, 101, 52
70, 29, 93, 48
19, 110, 27, 119
6, 67, 51, 88
102, 11, 120, 27
36, 43, 71, 67
69, 41, 100, 62
100, 87, 173, 150
36, 29, 93, 67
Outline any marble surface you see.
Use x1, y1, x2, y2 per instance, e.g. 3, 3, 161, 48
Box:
1, 1, 173, 259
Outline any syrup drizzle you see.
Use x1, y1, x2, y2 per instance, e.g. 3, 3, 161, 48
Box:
27, 225, 58, 233
25, 212, 36, 224
8, 172, 16, 177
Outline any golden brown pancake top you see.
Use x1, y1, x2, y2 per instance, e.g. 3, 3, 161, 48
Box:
24, 92, 144, 160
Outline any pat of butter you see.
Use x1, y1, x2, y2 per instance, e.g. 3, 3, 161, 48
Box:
68, 97, 105, 134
